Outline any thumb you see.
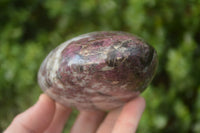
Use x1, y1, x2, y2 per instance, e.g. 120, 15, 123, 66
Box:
4, 94, 56, 133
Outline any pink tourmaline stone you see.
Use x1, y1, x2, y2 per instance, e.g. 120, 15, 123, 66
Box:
38, 31, 158, 111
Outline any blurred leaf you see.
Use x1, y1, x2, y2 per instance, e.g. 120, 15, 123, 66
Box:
1, 0, 200, 132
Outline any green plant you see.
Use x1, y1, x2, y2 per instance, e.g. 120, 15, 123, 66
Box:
0, 0, 200, 132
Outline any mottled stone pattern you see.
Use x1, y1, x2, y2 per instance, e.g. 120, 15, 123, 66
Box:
38, 31, 158, 111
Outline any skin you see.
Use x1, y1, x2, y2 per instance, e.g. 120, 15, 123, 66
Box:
4, 94, 145, 133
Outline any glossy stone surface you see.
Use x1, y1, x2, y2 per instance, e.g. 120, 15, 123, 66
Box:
38, 31, 158, 111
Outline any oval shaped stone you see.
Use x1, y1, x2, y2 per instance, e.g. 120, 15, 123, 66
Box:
38, 31, 158, 111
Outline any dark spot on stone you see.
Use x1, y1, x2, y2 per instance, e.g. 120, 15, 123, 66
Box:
113, 41, 122, 46
93, 41, 104, 46
135, 71, 141, 77
79, 66, 83, 72
145, 46, 155, 66
89, 64, 96, 73
97, 92, 111, 96
106, 50, 118, 67
121, 40, 132, 47
45, 78, 52, 88
141, 45, 154, 67
66, 78, 76, 86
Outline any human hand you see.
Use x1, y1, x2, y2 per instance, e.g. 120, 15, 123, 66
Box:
4, 94, 145, 133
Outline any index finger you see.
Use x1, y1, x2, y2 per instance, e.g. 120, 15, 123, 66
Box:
4, 94, 56, 133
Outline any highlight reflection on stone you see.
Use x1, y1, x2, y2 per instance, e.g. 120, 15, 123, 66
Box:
38, 31, 158, 111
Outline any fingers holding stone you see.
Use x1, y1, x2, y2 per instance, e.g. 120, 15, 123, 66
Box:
70, 110, 105, 133
44, 103, 72, 133
4, 94, 56, 133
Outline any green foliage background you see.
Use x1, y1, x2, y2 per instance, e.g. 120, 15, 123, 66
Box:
0, 0, 200, 132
